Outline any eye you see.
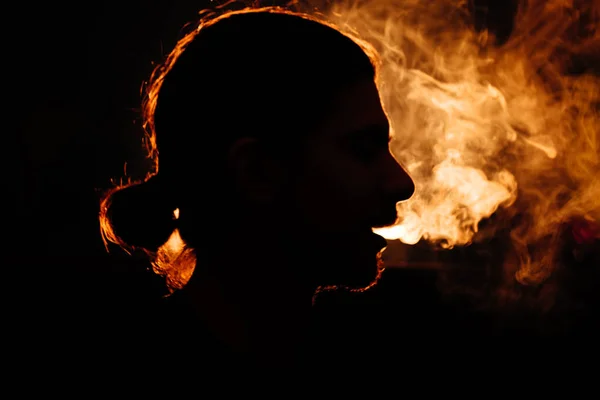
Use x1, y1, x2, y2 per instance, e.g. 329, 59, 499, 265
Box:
342, 127, 390, 163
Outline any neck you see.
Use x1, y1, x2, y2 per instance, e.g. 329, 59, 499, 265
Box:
179, 210, 387, 363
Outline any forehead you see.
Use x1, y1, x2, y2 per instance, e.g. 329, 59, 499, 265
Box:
314, 79, 389, 138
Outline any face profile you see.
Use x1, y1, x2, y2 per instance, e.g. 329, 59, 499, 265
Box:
100, 7, 415, 368
286, 78, 414, 235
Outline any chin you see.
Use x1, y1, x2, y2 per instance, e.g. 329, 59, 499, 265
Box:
334, 264, 382, 291
322, 239, 384, 289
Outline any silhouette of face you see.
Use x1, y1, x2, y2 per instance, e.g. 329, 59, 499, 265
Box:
286, 79, 415, 238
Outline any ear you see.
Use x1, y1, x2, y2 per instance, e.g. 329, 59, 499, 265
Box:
227, 138, 285, 204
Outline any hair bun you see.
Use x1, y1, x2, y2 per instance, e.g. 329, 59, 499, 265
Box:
104, 176, 176, 251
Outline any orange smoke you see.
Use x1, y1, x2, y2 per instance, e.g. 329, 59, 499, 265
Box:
322, 0, 599, 286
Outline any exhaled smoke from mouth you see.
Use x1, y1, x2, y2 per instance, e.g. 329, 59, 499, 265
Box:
310, 0, 600, 287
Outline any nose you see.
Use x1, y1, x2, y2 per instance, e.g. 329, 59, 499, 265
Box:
382, 152, 415, 202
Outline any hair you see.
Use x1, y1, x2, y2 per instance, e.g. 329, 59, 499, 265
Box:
99, 6, 379, 287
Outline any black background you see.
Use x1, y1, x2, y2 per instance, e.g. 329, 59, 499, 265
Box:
10, 0, 598, 371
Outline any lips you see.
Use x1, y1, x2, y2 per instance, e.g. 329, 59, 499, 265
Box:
370, 200, 400, 228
